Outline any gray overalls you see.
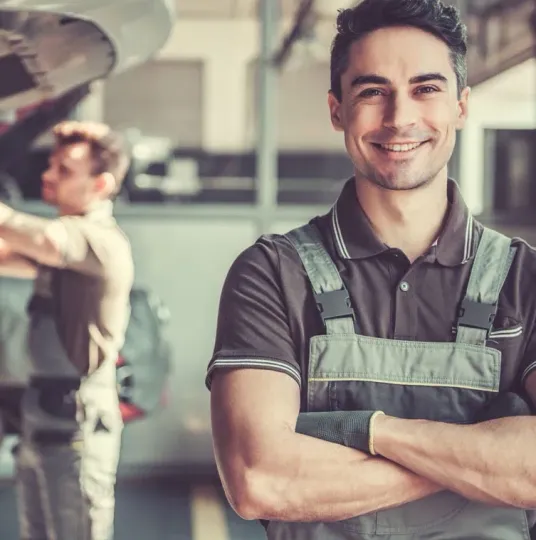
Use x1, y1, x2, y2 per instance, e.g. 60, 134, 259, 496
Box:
267, 223, 532, 539
14, 266, 123, 540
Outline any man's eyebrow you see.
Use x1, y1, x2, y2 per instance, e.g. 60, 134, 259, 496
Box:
409, 72, 448, 84
349, 74, 391, 88
349, 72, 449, 88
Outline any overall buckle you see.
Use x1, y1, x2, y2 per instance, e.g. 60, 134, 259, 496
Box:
457, 298, 497, 331
314, 289, 357, 328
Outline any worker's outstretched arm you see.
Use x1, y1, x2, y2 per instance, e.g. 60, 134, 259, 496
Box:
0, 201, 129, 277
0, 239, 37, 279
0, 203, 65, 267
0, 255, 37, 279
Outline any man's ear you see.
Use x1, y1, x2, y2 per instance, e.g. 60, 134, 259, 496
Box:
94, 172, 116, 198
456, 86, 471, 130
328, 91, 344, 132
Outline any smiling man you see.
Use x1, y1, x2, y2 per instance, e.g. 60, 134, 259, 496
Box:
208, 1, 536, 539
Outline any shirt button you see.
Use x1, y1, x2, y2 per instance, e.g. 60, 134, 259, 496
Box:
399, 281, 410, 292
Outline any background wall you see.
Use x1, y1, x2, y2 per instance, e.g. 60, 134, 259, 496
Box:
458, 60, 536, 215
97, 19, 347, 153
96, 19, 536, 213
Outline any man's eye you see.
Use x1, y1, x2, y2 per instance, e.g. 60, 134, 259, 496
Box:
416, 86, 438, 94
359, 88, 384, 98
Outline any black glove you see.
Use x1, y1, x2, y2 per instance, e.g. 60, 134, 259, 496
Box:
475, 392, 531, 422
295, 410, 381, 454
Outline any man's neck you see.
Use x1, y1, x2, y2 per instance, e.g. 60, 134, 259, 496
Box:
355, 174, 449, 263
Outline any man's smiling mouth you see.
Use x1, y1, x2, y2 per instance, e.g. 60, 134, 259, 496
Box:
372, 141, 428, 153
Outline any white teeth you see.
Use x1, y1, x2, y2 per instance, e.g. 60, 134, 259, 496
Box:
380, 142, 422, 152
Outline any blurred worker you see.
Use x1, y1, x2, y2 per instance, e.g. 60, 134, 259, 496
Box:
208, 0, 536, 538
0, 120, 133, 540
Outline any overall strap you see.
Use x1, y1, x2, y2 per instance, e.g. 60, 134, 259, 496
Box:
285, 223, 357, 335
456, 227, 517, 346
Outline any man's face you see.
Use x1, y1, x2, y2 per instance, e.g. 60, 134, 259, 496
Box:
328, 25, 470, 191
41, 142, 99, 212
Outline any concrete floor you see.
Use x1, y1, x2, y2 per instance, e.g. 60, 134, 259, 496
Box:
0, 477, 267, 540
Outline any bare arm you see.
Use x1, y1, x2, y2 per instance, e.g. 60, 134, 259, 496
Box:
0, 202, 124, 277
0, 254, 37, 279
0, 203, 64, 267
372, 395, 536, 509
211, 368, 442, 522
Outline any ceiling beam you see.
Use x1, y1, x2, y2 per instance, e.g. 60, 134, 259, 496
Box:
273, 0, 316, 67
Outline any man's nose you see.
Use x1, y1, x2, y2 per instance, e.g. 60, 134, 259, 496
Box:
383, 92, 419, 132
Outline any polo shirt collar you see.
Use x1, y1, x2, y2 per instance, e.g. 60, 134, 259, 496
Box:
330, 177, 476, 266
83, 200, 114, 222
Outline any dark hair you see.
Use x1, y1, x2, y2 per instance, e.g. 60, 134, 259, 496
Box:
53, 121, 130, 195
330, 0, 468, 101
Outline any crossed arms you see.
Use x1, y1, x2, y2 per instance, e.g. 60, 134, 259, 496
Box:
211, 368, 536, 522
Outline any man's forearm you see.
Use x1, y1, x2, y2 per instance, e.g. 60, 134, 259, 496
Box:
0, 205, 63, 266
213, 370, 443, 523
0, 254, 37, 279
274, 432, 442, 521
373, 415, 536, 508
234, 430, 442, 522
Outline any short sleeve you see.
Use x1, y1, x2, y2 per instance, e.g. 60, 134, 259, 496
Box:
206, 236, 301, 390
49, 216, 130, 277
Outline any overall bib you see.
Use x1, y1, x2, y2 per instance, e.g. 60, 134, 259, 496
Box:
14, 270, 123, 540
267, 223, 530, 540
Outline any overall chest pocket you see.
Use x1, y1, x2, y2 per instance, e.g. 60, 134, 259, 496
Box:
308, 334, 501, 423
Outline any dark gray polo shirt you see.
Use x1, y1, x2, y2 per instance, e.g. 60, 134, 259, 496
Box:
31, 201, 134, 375
207, 178, 536, 406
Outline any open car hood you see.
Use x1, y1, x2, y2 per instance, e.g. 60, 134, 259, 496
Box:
0, 0, 174, 168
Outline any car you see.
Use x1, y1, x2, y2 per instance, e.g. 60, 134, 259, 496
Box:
0, 0, 174, 110
0, 0, 175, 174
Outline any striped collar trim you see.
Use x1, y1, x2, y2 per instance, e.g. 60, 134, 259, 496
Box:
461, 213, 474, 264
331, 202, 351, 259
330, 178, 477, 266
